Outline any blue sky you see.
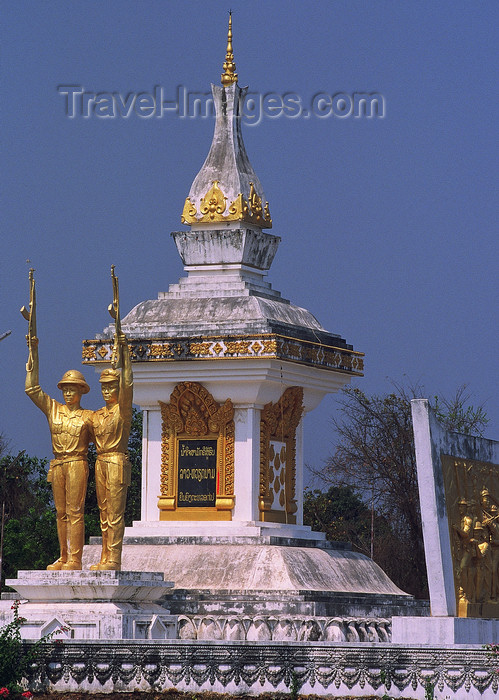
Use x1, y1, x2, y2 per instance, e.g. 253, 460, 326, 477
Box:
2, 1, 498, 479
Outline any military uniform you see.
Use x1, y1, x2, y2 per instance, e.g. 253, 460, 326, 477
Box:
26, 380, 91, 569
90, 363, 133, 570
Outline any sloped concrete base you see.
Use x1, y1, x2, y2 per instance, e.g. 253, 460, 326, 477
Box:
83, 536, 408, 596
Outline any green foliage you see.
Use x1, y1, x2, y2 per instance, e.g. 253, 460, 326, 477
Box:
289, 670, 300, 700
0, 600, 65, 692
3, 510, 58, 576
0, 454, 52, 522
433, 385, 488, 436
125, 408, 143, 526
303, 485, 396, 558
0, 454, 58, 586
0, 603, 25, 691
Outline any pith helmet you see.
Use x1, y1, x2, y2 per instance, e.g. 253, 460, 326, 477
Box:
57, 369, 90, 394
99, 368, 120, 384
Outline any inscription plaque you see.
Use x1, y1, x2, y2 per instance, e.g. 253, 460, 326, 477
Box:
177, 439, 217, 508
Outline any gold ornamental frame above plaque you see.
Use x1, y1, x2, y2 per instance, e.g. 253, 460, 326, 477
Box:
259, 386, 304, 524
158, 381, 235, 521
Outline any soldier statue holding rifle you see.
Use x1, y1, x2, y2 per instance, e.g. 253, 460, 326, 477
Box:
90, 266, 133, 571
23, 269, 92, 570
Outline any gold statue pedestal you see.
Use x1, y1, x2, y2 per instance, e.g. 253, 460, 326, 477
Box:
0, 570, 176, 641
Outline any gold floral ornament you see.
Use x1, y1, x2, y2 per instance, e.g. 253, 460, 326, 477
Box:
199, 181, 227, 220
182, 180, 272, 228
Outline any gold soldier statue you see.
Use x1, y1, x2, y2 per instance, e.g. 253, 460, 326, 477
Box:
22, 269, 92, 570
90, 266, 133, 571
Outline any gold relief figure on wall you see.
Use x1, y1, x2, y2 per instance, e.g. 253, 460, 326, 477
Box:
485, 504, 499, 600
453, 498, 475, 603
480, 488, 497, 528
443, 455, 499, 617
473, 521, 493, 604
22, 270, 92, 570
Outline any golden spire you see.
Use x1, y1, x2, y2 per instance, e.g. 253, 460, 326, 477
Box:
221, 11, 238, 86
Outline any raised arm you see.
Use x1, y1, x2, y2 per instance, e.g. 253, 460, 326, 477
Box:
118, 332, 133, 418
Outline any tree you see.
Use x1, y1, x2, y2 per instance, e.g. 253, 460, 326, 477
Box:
303, 485, 405, 582
304, 485, 385, 556
0, 453, 58, 585
313, 383, 487, 599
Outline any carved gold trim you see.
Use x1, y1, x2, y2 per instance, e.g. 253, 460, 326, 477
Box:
181, 197, 197, 224
83, 333, 364, 376
248, 183, 263, 220
181, 181, 272, 229
228, 192, 249, 220
259, 387, 304, 524
159, 381, 235, 519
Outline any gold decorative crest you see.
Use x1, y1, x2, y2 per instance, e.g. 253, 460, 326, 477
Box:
158, 381, 235, 520
181, 180, 272, 228
259, 387, 304, 524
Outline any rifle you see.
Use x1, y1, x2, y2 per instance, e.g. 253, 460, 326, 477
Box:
20, 268, 36, 372
482, 511, 499, 526
108, 265, 121, 369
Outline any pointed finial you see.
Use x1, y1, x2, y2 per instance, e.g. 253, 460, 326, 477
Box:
221, 11, 238, 86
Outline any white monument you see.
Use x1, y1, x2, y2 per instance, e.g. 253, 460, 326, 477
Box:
80, 17, 422, 643
83, 18, 363, 542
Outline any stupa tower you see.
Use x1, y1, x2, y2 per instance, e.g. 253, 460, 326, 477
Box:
83, 15, 364, 538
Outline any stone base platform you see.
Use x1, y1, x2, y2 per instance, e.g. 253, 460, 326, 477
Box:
0, 570, 177, 640
392, 615, 499, 644
82, 536, 428, 641
124, 519, 327, 541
